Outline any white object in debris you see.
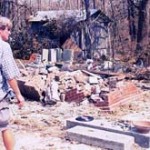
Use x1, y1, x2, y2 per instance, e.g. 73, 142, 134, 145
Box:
42, 49, 49, 63
44, 80, 60, 102
86, 59, 93, 70
100, 49, 108, 56
89, 76, 98, 84
86, 59, 93, 64
103, 61, 113, 70
39, 68, 48, 75
48, 66, 59, 72
95, 84, 101, 94
87, 63, 93, 70
49, 48, 57, 63
50, 80, 60, 101
35, 54, 42, 64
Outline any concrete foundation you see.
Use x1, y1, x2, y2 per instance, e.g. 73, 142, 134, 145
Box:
67, 125, 134, 150
66, 118, 150, 148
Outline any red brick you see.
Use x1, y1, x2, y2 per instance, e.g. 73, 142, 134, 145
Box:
65, 88, 84, 103
95, 82, 141, 110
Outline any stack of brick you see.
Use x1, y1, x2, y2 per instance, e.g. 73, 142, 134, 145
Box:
95, 82, 141, 110
65, 88, 85, 104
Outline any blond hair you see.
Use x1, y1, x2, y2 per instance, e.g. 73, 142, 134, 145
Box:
0, 16, 12, 30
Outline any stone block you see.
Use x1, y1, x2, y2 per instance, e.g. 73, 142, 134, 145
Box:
66, 118, 150, 148
67, 125, 134, 150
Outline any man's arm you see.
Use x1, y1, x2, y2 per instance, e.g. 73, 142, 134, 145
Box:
8, 78, 24, 107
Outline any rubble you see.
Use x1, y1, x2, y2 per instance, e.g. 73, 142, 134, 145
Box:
0, 90, 149, 149
16, 55, 147, 110
0, 0, 150, 149
12, 52, 150, 149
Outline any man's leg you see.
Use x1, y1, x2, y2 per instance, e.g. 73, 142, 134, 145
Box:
2, 129, 15, 150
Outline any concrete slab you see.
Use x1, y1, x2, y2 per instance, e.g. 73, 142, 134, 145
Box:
67, 125, 134, 150
62, 49, 73, 62
48, 48, 57, 62
42, 49, 49, 63
66, 118, 150, 148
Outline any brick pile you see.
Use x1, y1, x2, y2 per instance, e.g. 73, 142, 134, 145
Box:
65, 88, 85, 103
95, 82, 141, 111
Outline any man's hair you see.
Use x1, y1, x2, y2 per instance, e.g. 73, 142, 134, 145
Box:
0, 16, 12, 30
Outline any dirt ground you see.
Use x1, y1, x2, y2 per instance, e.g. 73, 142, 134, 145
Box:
0, 85, 150, 150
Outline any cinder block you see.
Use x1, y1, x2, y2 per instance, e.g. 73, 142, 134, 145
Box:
66, 126, 134, 150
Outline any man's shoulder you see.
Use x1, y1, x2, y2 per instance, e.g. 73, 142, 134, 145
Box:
0, 40, 11, 54
0, 40, 11, 58
0, 39, 10, 47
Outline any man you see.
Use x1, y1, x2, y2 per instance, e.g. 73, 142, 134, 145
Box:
0, 16, 24, 150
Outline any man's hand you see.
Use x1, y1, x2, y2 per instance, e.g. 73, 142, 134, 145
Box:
8, 79, 25, 108
16, 94, 25, 108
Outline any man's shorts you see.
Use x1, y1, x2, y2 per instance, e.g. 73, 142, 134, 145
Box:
0, 98, 10, 131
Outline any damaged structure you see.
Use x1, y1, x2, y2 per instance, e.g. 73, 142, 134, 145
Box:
1, 0, 150, 149
28, 8, 112, 60
16, 0, 150, 112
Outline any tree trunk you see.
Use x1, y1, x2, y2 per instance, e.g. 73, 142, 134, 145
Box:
84, 0, 92, 59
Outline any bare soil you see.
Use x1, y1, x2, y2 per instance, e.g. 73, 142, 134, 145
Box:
0, 88, 150, 150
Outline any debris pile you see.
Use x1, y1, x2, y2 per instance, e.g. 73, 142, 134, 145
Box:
16, 51, 148, 111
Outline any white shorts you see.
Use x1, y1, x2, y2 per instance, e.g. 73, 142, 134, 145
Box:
0, 98, 10, 131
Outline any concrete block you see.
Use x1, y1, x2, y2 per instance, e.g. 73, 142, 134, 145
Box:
48, 48, 57, 62
56, 48, 62, 62
67, 125, 134, 150
42, 49, 49, 63
62, 49, 73, 62
66, 118, 150, 148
